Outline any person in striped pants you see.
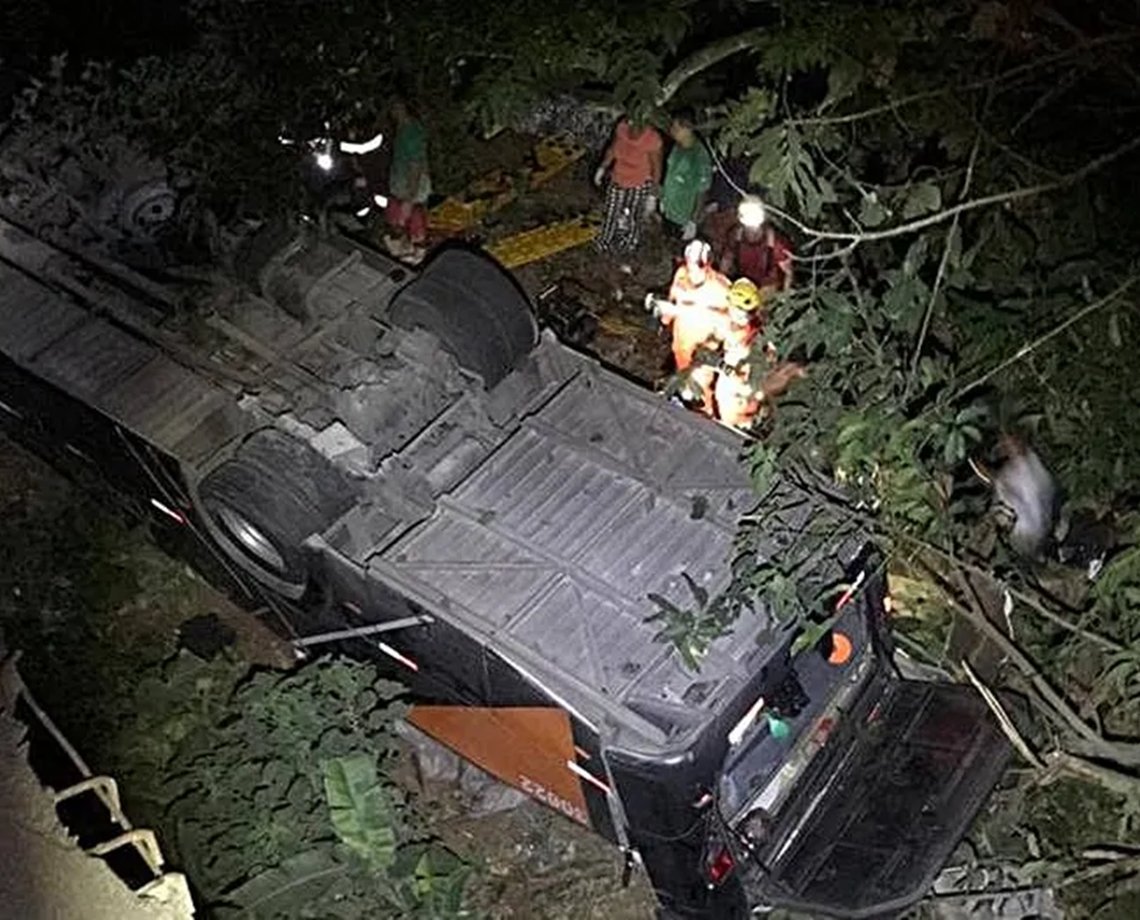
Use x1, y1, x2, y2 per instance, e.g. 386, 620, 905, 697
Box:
593, 115, 663, 255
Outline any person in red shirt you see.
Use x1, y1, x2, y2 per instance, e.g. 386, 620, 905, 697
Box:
593, 114, 663, 254
717, 196, 794, 294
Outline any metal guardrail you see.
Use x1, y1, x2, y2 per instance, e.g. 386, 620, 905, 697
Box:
0, 650, 196, 917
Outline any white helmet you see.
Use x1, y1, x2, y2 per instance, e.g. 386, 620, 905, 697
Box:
737, 195, 767, 229
684, 239, 711, 267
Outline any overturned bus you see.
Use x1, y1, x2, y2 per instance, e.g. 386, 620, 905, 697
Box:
0, 213, 1011, 918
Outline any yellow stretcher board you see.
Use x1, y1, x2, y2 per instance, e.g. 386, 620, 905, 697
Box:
429, 134, 587, 234
485, 213, 600, 269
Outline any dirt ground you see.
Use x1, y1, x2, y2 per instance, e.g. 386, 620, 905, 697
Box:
503, 163, 679, 385
417, 141, 683, 386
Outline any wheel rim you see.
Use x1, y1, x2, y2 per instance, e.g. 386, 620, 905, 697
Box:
213, 504, 286, 574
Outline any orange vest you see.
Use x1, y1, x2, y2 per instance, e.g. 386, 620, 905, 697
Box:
663, 266, 730, 370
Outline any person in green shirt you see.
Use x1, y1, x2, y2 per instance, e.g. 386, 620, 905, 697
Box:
386, 99, 431, 245
660, 115, 713, 241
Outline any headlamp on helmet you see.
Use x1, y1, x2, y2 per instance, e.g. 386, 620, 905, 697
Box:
737, 195, 767, 230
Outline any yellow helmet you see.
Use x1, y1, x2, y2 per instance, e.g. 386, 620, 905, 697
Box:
729, 278, 762, 312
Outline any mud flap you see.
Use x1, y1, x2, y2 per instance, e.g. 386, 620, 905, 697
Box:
757, 680, 1012, 919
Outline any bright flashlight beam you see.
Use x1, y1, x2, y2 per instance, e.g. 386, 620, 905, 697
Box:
339, 131, 384, 155
737, 196, 766, 229
315, 151, 334, 171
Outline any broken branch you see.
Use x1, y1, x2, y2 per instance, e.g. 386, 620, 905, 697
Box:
931, 561, 1140, 769
962, 658, 1045, 768
656, 29, 767, 107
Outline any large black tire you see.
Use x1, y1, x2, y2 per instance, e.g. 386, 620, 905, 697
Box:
197, 428, 357, 594
389, 246, 538, 388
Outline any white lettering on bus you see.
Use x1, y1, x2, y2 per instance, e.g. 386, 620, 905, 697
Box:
518, 774, 588, 824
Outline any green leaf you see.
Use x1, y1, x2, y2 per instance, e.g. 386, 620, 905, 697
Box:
645, 593, 683, 620
859, 195, 888, 227
903, 237, 931, 276
1109, 312, 1123, 348
825, 55, 865, 105
749, 445, 778, 495
954, 404, 987, 425
216, 849, 346, 918
749, 126, 797, 207
944, 428, 965, 466
837, 414, 873, 443
682, 572, 710, 609
945, 222, 963, 270
322, 754, 399, 871
817, 288, 855, 314
902, 182, 942, 219
790, 613, 839, 656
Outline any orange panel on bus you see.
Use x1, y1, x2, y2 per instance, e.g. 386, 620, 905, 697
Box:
408, 704, 591, 826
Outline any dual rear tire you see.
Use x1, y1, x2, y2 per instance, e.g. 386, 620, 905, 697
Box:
196, 428, 356, 598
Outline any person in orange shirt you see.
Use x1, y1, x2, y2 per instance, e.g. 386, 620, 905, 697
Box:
657, 240, 730, 414
593, 113, 664, 254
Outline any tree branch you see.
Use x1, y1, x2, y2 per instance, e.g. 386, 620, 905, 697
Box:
927, 561, 1140, 768
962, 658, 1046, 768
770, 132, 1140, 245
906, 111, 985, 398
783, 466, 1127, 655
947, 273, 1140, 404
787, 30, 1140, 130
1045, 752, 1140, 803
1010, 67, 1084, 135
656, 28, 766, 107
902, 534, 1126, 655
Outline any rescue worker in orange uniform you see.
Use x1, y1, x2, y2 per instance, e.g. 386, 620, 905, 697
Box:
659, 239, 730, 414
713, 278, 775, 429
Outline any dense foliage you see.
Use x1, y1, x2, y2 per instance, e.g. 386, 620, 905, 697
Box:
0, 502, 471, 918
706, 2, 1140, 732
146, 656, 472, 918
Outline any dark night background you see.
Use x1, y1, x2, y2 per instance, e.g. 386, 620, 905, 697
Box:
2, 1, 1140, 918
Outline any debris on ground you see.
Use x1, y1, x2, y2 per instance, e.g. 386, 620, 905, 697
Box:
925, 865, 1062, 919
